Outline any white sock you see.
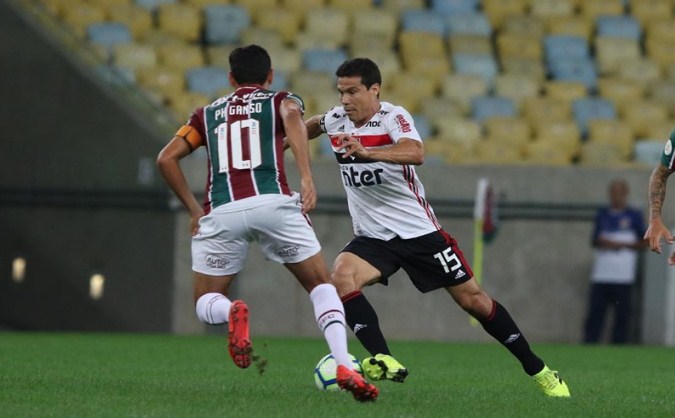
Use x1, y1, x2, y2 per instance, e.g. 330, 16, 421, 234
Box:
309, 283, 351, 368
195, 292, 231, 324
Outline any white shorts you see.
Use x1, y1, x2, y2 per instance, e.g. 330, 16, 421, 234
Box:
191, 193, 321, 276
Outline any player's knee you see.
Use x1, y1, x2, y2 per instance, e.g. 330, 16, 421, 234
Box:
456, 291, 491, 317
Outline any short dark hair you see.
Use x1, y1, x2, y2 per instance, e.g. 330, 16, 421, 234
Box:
228, 44, 271, 85
335, 58, 382, 89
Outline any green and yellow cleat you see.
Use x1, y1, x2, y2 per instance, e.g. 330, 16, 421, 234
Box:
533, 366, 570, 397
361, 354, 409, 383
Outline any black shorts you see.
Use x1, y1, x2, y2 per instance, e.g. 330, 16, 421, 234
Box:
341, 230, 473, 293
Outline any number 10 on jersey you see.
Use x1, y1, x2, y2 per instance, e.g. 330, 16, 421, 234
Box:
217, 119, 262, 172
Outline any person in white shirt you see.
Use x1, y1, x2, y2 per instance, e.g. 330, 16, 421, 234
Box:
305, 58, 570, 397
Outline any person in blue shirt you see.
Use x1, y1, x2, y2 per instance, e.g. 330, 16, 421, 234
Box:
583, 179, 646, 344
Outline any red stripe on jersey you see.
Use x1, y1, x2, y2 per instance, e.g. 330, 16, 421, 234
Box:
402, 166, 442, 231
329, 134, 393, 148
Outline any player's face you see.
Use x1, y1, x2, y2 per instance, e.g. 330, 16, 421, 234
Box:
337, 76, 380, 126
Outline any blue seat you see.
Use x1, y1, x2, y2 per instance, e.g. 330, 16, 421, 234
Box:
452, 53, 498, 87
401, 10, 446, 35
269, 71, 288, 91
549, 59, 598, 91
87, 23, 132, 48
204, 5, 251, 44
412, 114, 432, 139
430, 0, 480, 15
445, 12, 492, 37
572, 97, 616, 137
302, 48, 348, 74
186, 66, 230, 96
471, 96, 517, 122
135, 0, 176, 11
544, 35, 590, 65
634, 140, 668, 166
596, 15, 641, 40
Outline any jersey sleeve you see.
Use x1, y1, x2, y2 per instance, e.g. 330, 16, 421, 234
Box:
385, 106, 422, 143
175, 108, 206, 151
282, 91, 305, 114
659, 129, 675, 169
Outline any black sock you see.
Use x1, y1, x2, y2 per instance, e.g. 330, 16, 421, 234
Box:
342, 291, 391, 356
479, 299, 545, 376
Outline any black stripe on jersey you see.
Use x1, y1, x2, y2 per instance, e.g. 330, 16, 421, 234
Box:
333, 152, 373, 164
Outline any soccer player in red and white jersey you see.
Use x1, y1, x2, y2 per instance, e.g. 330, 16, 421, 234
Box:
156, 45, 377, 401
305, 58, 570, 397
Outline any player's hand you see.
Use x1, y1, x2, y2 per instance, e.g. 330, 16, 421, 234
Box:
300, 177, 317, 214
337, 134, 369, 160
190, 209, 205, 236
644, 218, 674, 254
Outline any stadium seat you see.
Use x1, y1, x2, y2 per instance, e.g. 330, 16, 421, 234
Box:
419, 97, 465, 124
112, 42, 157, 70
622, 100, 669, 138
351, 9, 398, 44
236, 0, 277, 21
594, 37, 641, 75
545, 81, 588, 104
648, 80, 675, 114
544, 35, 590, 65
302, 48, 348, 74
399, 32, 446, 69
641, 120, 675, 142
484, 116, 532, 150
136, 66, 185, 98
404, 55, 450, 89
441, 73, 488, 113
401, 10, 446, 36
597, 77, 644, 111
644, 19, 675, 44
349, 47, 402, 80
549, 59, 598, 91
283, 0, 324, 18
63, 4, 107, 38
290, 71, 335, 100
240, 27, 285, 51
579, 141, 626, 166
530, 0, 574, 22
329, 0, 374, 13
267, 46, 302, 74
349, 32, 393, 56
532, 120, 582, 159
158, 43, 205, 72
249, 7, 301, 44
617, 58, 662, 88
205, 44, 237, 68
434, 117, 483, 152
304, 8, 349, 46
378, 0, 426, 15
386, 72, 438, 113
572, 97, 617, 137
588, 119, 634, 158
524, 140, 574, 166
269, 70, 288, 91
646, 37, 675, 71
430, 0, 480, 15
135, 0, 176, 11
494, 74, 541, 108
547, 16, 594, 41
634, 139, 668, 166
596, 15, 641, 40
412, 114, 433, 139
448, 35, 493, 56
578, 0, 624, 21
500, 57, 546, 82
156, 3, 202, 42
445, 12, 492, 37
496, 32, 543, 61
630, 0, 673, 26
523, 97, 571, 124
204, 4, 251, 45
481, 0, 528, 30
168, 91, 212, 120
476, 140, 523, 164
87, 22, 132, 49
186, 66, 230, 97
89, 0, 133, 7
452, 53, 498, 88
470, 96, 518, 122
500, 16, 546, 38
106, 4, 153, 40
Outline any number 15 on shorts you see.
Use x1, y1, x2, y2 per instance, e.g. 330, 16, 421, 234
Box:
434, 247, 461, 274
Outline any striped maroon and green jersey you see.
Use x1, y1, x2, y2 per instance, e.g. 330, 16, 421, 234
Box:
185, 86, 304, 213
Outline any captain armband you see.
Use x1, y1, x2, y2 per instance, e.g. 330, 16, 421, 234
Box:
175, 125, 202, 152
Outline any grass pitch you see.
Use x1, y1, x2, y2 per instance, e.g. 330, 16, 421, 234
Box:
0, 332, 673, 417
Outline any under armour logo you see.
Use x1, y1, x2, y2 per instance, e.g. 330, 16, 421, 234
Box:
504, 333, 521, 344
353, 323, 367, 333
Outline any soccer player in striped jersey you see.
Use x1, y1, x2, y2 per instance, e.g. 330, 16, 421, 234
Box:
645, 129, 675, 264
305, 58, 570, 397
156, 45, 377, 401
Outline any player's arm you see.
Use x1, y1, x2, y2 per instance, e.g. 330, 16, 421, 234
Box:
644, 163, 675, 253
305, 114, 324, 140
338, 136, 424, 165
281, 98, 317, 214
157, 129, 205, 235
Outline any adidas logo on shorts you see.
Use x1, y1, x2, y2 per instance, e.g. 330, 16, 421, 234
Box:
454, 270, 466, 279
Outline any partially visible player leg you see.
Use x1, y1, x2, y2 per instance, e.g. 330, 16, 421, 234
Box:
332, 252, 408, 382
286, 253, 378, 401
194, 272, 252, 369
447, 278, 570, 397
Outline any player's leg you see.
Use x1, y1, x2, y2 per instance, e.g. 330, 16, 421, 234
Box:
285, 254, 378, 401
583, 283, 608, 343
447, 279, 570, 397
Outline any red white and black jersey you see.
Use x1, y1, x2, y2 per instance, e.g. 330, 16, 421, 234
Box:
177, 86, 303, 214
320, 102, 441, 240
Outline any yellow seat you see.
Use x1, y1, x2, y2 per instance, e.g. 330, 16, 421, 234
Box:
204, 44, 237, 68
240, 27, 285, 51
441, 73, 488, 114
530, 0, 574, 23
329, 0, 373, 14
544, 81, 587, 104
646, 37, 675, 71
476, 140, 524, 164
385, 72, 438, 113
352, 9, 398, 44
494, 74, 541, 109
237, 0, 278, 21
157, 3, 202, 42
523, 97, 572, 124
398, 32, 446, 70
304, 7, 349, 46
40, 0, 70, 17
482, 0, 528, 30
188, 0, 231, 7
641, 121, 675, 141
378, 0, 425, 15
434, 118, 483, 153
579, 0, 624, 21
617, 58, 662, 88
547, 16, 594, 41
645, 19, 675, 43
648, 80, 675, 116
594, 37, 641, 76
597, 77, 644, 111
631, 0, 673, 26
106, 4, 153, 39
112, 42, 157, 69
255, 7, 302, 44
404, 56, 450, 90
448, 35, 493, 56
501, 15, 546, 38
349, 47, 402, 80
159, 43, 206, 72
500, 57, 546, 82
524, 140, 574, 166
496, 32, 543, 61
283, 0, 324, 19
168, 91, 213, 121
484, 116, 532, 150
267, 46, 302, 74
533, 120, 581, 158
622, 100, 670, 138
579, 141, 627, 166
137, 66, 186, 98
290, 71, 335, 100
88, 0, 132, 9
588, 119, 634, 158
419, 97, 465, 123
62, 3, 106, 38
